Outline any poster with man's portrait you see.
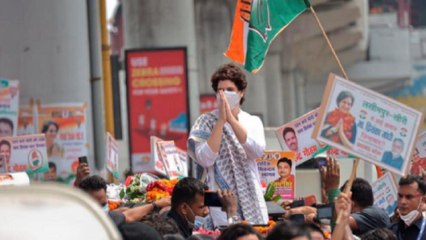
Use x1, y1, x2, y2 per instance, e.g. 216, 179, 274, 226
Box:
312, 73, 423, 175
256, 151, 296, 201
276, 109, 348, 166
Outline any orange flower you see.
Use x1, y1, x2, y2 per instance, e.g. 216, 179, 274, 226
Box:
108, 200, 121, 211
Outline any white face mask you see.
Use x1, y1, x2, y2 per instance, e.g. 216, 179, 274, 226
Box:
399, 200, 421, 226
184, 204, 208, 230
217, 90, 241, 110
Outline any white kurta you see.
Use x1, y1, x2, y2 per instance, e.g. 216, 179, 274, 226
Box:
194, 110, 268, 226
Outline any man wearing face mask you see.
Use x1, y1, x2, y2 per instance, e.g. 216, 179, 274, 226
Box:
390, 175, 426, 240
167, 177, 238, 238
167, 177, 210, 238
188, 63, 268, 227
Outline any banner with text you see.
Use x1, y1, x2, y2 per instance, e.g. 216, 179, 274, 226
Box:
0, 134, 48, 175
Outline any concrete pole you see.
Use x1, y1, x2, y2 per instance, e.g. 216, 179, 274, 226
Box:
87, 0, 107, 171
123, 0, 200, 124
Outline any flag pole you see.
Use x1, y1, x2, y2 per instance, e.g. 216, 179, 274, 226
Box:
309, 6, 349, 80
309, 4, 360, 223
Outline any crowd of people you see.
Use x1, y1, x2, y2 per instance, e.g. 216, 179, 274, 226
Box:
67, 64, 426, 239
3, 62, 422, 239
72, 160, 426, 240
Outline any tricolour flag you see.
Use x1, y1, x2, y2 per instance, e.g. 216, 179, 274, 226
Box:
225, 0, 310, 73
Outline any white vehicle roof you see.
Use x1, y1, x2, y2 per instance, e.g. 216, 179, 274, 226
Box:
0, 183, 122, 240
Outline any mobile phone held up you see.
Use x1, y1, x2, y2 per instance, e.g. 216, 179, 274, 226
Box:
204, 191, 222, 207
78, 156, 88, 165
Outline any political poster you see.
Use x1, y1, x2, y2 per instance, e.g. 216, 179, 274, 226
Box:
0, 134, 48, 175
372, 172, 398, 216
106, 132, 119, 179
256, 151, 296, 201
176, 147, 188, 177
125, 48, 189, 173
0, 79, 19, 137
132, 136, 169, 177
157, 140, 182, 179
410, 131, 426, 180
17, 104, 37, 136
313, 73, 423, 175
37, 103, 88, 183
276, 109, 348, 166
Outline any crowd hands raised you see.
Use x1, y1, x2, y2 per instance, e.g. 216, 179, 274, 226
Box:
70, 152, 426, 240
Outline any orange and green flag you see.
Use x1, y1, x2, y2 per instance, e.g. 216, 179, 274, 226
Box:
225, 0, 310, 73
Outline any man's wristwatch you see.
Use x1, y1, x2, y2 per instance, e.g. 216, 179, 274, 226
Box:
151, 202, 160, 212
227, 215, 240, 224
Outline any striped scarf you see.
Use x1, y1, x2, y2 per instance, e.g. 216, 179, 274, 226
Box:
188, 111, 264, 224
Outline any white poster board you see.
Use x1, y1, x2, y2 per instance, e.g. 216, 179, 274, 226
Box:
313, 73, 423, 175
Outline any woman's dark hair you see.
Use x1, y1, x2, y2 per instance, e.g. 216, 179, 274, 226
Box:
336, 91, 354, 106
210, 63, 247, 105
217, 224, 262, 240
41, 121, 59, 134
266, 221, 310, 240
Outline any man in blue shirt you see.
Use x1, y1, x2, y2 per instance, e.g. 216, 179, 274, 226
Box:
390, 175, 426, 240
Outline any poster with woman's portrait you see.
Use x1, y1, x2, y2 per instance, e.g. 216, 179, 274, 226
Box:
410, 131, 426, 180
312, 73, 423, 175
37, 103, 88, 183
0, 134, 48, 175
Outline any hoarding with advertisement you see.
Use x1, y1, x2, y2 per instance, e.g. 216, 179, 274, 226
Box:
125, 48, 189, 173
